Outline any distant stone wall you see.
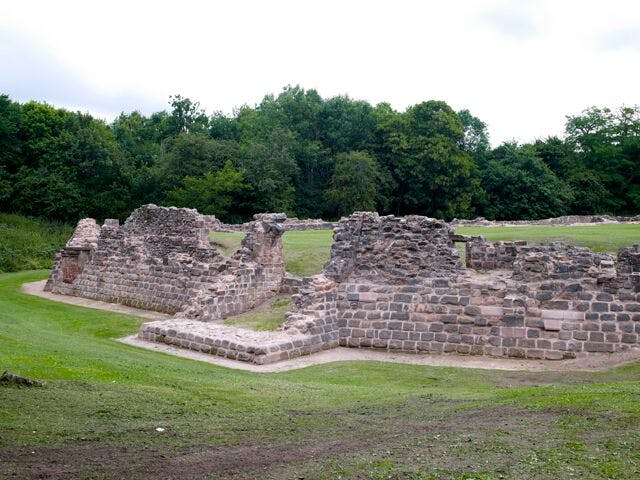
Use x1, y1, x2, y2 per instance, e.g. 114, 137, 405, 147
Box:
220, 217, 335, 232
452, 214, 640, 227
46, 205, 286, 319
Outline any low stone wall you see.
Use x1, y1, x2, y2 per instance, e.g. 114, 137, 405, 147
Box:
46, 205, 286, 320
138, 319, 336, 364
48, 208, 640, 365
220, 217, 335, 232
452, 214, 640, 227
280, 213, 640, 361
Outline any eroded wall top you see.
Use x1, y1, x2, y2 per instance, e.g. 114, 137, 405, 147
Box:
323, 212, 462, 283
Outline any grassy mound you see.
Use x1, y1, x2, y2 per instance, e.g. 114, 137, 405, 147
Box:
0, 213, 72, 273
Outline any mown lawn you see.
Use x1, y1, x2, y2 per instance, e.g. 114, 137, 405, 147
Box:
211, 230, 333, 277
224, 297, 292, 330
456, 223, 640, 253
1, 270, 640, 479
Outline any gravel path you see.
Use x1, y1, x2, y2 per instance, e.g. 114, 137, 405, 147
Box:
22, 280, 640, 373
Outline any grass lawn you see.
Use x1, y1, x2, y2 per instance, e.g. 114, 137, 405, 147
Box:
456, 223, 640, 253
211, 229, 333, 277
224, 297, 292, 330
1, 270, 640, 479
282, 229, 333, 277
210, 231, 245, 257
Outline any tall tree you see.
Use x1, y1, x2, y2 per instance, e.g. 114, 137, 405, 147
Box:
325, 151, 380, 217
482, 143, 573, 220
391, 101, 481, 219
167, 95, 209, 135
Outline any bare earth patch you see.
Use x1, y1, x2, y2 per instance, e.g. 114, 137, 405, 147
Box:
0, 405, 559, 480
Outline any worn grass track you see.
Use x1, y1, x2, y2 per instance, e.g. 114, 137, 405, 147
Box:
1, 270, 640, 479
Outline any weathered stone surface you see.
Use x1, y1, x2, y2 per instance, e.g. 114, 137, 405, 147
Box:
279, 213, 640, 362
46, 205, 286, 320
48, 208, 640, 364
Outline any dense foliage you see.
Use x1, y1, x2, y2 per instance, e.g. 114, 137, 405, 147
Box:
0, 88, 638, 223
0, 213, 72, 272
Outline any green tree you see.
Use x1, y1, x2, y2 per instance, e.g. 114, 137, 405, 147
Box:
167, 161, 247, 221
325, 151, 380, 217
565, 105, 640, 213
0, 95, 22, 208
159, 133, 241, 186
457, 109, 490, 166
483, 143, 573, 220
167, 95, 209, 135
391, 101, 482, 219
239, 128, 299, 214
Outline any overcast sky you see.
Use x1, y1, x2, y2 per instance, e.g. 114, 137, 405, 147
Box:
1, 0, 639, 145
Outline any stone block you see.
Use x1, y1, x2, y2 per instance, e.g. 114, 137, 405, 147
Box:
526, 349, 544, 359
543, 319, 562, 331
591, 302, 609, 312
507, 347, 526, 358
545, 350, 563, 360
546, 300, 569, 310
584, 342, 615, 353
621, 333, 637, 343
479, 306, 503, 316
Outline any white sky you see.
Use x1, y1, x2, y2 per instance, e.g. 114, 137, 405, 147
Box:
1, 0, 639, 145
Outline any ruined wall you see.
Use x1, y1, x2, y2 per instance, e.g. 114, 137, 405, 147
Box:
220, 217, 335, 232
323, 213, 461, 283
46, 205, 286, 320
452, 214, 640, 227
280, 213, 640, 361
51, 208, 640, 364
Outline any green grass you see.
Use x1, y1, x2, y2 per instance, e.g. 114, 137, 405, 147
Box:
210, 231, 245, 257
210, 229, 333, 277
282, 229, 333, 277
224, 297, 292, 330
0, 213, 72, 273
1, 270, 640, 479
456, 223, 640, 253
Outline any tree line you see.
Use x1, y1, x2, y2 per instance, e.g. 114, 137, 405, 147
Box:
0, 86, 638, 224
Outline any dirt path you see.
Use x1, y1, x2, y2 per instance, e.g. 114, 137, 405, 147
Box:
22, 280, 640, 373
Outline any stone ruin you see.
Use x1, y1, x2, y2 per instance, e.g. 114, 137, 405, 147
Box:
46, 205, 286, 321
46, 206, 640, 365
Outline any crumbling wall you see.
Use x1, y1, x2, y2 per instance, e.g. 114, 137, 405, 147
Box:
452, 214, 640, 227
50, 207, 640, 364
280, 213, 640, 361
47, 218, 101, 285
323, 212, 461, 283
46, 205, 286, 319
